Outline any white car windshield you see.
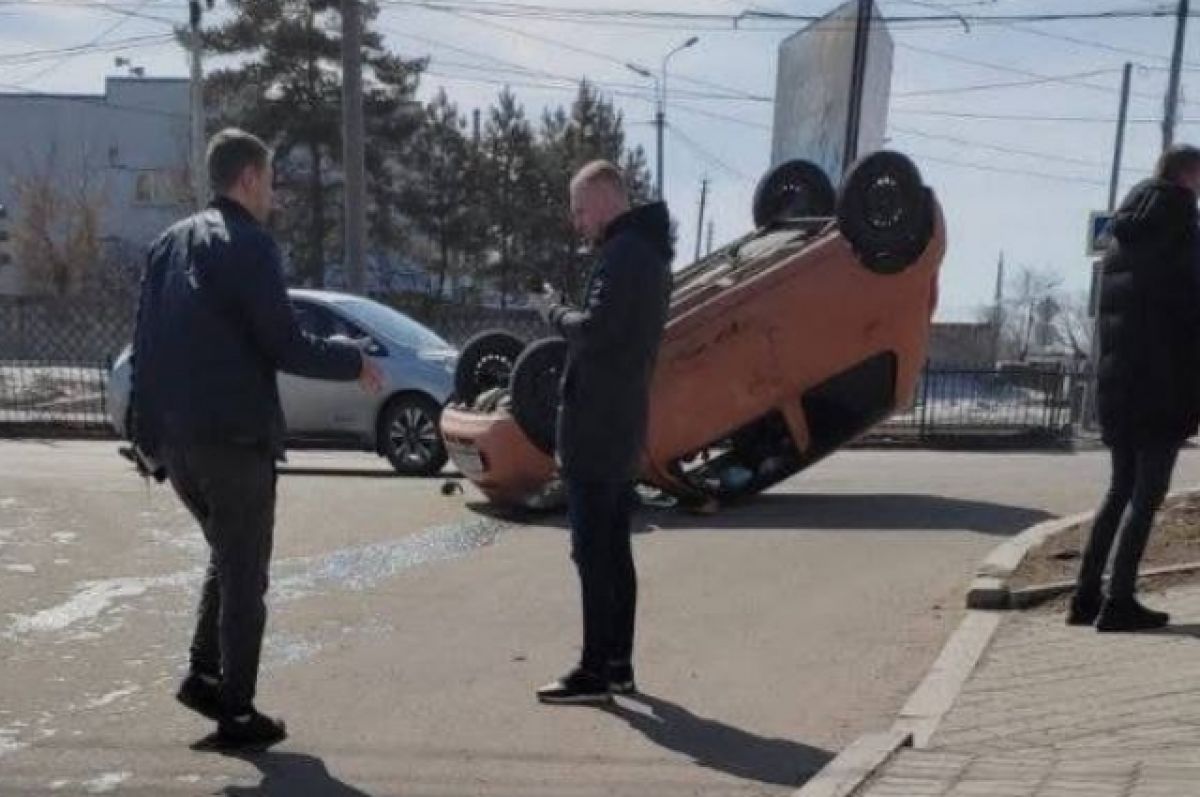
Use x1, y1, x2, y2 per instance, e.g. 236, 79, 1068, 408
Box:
336, 298, 452, 351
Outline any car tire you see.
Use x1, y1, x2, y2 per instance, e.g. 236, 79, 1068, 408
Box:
454, 330, 526, 405
752, 159, 836, 228
510, 337, 567, 456
837, 150, 934, 274
379, 393, 448, 477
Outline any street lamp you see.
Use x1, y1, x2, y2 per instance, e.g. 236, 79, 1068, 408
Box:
625, 36, 699, 201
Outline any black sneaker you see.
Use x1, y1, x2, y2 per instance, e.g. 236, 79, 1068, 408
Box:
536, 668, 612, 705
213, 708, 288, 751
176, 673, 223, 721
1066, 592, 1101, 627
1096, 597, 1170, 632
609, 663, 637, 695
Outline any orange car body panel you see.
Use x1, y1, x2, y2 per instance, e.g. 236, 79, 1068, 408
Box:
441, 202, 947, 507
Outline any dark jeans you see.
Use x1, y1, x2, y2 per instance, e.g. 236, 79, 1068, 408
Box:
567, 479, 637, 676
165, 444, 277, 713
1076, 440, 1181, 602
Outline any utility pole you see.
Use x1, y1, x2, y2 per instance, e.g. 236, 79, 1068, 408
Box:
342, 0, 367, 293
188, 0, 207, 210
1164, 0, 1189, 151
842, 0, 873, 175
694, 177, 709, 262
706, 220, 715, 256
1109, 63, 1133, 213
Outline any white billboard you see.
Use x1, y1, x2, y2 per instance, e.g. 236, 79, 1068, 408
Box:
771, 0, 894, 181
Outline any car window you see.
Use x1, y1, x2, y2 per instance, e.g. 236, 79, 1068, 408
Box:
326, 311, 369, 341
335, 298, 451, 351
292, 301, 335, 338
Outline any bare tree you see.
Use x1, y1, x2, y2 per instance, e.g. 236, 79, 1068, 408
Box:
8, 144, 107, 296
1002, 266, 1064, 360
1055, 291, 1095, 360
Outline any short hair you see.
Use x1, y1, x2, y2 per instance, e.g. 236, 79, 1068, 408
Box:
571, 160, 627, 197
1155, 144, 1200, 182
207, 128, 271, 194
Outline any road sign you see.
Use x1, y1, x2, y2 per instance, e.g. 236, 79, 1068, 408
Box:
1087, 211, 1115, 257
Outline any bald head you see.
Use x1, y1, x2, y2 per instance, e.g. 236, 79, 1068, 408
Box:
570, 160, 630, 243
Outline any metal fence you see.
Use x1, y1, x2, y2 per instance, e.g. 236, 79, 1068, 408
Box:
0, 359, 113, 436
0, 357, 1087, 447
868, 363, 1083, 447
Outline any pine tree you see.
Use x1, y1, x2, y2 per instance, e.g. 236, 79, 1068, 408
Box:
202, 0, 425, 287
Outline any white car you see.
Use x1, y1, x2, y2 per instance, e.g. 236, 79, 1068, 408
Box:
108, 290, 458, 476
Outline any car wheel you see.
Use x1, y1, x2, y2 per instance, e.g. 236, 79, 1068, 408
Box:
837, 150, 934, 274
454, 330, 526, 405
379, 394, 448, 476
510, 337, 567, 456
752, 159, 836, 228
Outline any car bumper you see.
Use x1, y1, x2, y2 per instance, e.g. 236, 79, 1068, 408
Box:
440, 405, 557, 506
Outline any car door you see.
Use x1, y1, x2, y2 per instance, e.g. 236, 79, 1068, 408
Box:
276, 300, 332, 433
278, 300, 374, 437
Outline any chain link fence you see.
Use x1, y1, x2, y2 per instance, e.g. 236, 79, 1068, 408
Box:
0, 293, 1084, 448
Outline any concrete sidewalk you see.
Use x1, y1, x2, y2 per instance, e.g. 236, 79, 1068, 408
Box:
859, 584, 1200, 796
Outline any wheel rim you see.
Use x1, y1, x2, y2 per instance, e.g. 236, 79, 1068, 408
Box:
474, 354, 514, 393
389, 407, 439, 467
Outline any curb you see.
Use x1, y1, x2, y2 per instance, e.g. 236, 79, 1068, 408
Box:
965, 511, 1091, 610
967, 486, 1200, 610
1009, 560, 1200, 609
891, 610, 1002, 747
792, 731, 912, 797
795, 609, 1006, 796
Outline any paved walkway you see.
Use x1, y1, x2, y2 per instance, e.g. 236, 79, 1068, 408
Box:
860, 584, 1200, 797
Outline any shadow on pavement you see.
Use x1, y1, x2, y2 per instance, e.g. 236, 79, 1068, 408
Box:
1151, 624, 1200, 639
658, 493, 1055, 536
278, 467, 399, 479
605, 693, 833, 789
218, 751, 374, 796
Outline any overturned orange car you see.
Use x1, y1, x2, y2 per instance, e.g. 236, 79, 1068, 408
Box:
440, 151, 946, 510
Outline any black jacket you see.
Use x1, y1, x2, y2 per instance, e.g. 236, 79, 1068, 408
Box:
1097, 178, 1200, 445
131, 196, 362, 459
549, 203, 674, 481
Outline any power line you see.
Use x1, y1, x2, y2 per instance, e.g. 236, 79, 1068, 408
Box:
386, 28, 766, 102
891, 108, 1200, 124
0, 33, 174, 66
895, 68, 1123, 99
404, 2, 775, 102
898, 42, 1177, 105
1001, 22, 1200, 68
373, 0, 1200, 27
889, 125, 1112, 169
14, 0, 162, 86
909, 149, 1111, 187
668, 123, 754, 181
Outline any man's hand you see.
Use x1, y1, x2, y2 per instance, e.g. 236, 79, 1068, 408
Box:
530, 285, 562, 324
359, 355, 385, 394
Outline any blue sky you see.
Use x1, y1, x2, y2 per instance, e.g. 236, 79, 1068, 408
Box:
1, 0, 1195, 320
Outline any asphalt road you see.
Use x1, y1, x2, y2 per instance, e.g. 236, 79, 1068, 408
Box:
3, 440, 1198, 796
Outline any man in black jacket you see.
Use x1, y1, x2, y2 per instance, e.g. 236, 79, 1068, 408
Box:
1069, 144, 1200, 632
535, 161, 673, 704
132, 129, 381, 748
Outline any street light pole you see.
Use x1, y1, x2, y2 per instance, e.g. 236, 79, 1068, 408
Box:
659, 36, 698, 200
